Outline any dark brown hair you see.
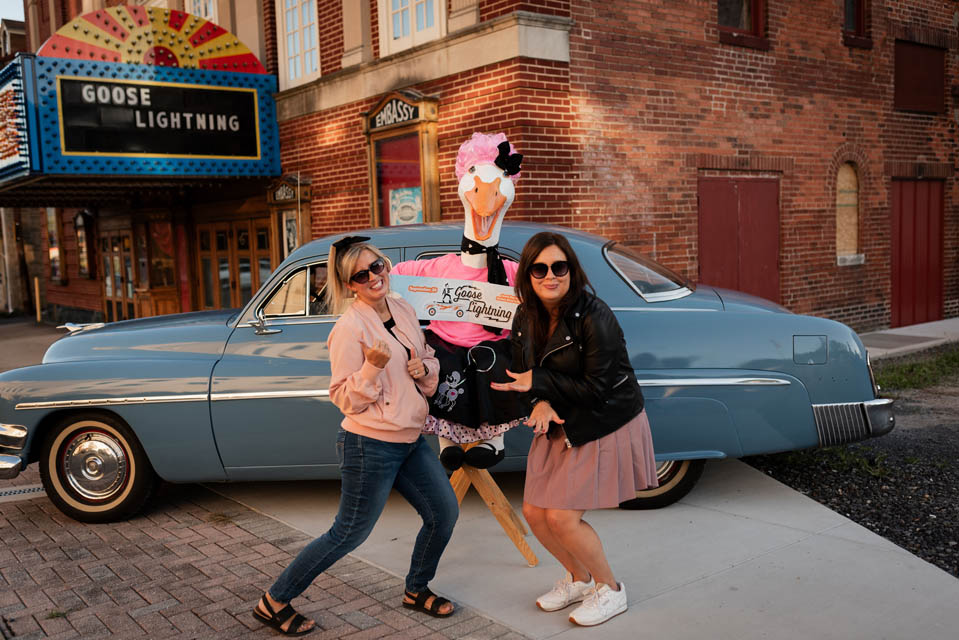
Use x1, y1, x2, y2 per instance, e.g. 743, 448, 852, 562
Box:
515, 232, 593, 358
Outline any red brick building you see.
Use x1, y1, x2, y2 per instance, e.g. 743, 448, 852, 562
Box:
4, 1, 957, 331
271, 0, 957, 331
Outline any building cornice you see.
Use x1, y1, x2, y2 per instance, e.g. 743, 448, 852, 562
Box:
275, 11, 573, 122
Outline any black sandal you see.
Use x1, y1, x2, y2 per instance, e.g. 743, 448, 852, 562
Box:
253, 595, 316, 636
403, 587, 455, 618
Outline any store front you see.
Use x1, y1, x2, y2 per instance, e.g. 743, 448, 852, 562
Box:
0, 6, 283, 322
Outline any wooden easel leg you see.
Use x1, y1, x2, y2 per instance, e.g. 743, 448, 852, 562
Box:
449, 468, 471, 504
460, 466, 538, 567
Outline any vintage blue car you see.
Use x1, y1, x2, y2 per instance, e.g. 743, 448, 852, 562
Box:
0, 222, 894, 522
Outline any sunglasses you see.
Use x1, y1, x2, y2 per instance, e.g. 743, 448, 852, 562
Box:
529, 260, 570, 279
350, 258, 386, 284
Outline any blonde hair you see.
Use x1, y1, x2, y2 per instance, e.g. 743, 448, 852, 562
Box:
326, 242, 393, 314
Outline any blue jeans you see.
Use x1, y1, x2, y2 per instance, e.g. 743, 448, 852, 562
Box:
269, 431, 459, 602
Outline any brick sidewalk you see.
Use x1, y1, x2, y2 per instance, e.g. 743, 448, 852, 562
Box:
0, 470, 526, 640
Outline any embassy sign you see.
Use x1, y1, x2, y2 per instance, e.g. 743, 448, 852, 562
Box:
364, 90, 438, 134
372, 98, 418, 130
58, 77, 259, 159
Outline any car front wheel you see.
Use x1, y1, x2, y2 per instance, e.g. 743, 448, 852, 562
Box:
619, 459, 706, 510
40, 413, 158, 523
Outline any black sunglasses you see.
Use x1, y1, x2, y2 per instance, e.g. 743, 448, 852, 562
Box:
529, 260, 570, 279
350, 258, 386, 284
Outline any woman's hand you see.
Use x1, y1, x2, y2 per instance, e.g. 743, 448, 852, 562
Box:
362, 339, 392, 368
407, 356, 427, 380
526, 400, 563, 435
489, 369, 533, 392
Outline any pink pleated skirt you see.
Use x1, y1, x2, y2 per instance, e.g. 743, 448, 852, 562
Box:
524, 410, 658, 510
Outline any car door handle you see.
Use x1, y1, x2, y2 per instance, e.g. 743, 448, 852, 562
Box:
254, 325, 282, 335
250, 318, 282, 335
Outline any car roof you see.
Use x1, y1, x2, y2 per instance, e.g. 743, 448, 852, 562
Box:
285, 221, 609, 263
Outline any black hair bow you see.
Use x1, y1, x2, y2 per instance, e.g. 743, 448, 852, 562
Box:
494, 141, 523, 176
331, 235, 370, 252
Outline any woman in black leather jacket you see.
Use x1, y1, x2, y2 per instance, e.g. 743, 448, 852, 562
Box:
491, 231, 658, 627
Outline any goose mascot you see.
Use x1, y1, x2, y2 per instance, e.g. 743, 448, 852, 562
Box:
392, 132, 524, 470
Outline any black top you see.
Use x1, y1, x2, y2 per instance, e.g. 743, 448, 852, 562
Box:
510, 291, 644, 447
383, 316, 412, 360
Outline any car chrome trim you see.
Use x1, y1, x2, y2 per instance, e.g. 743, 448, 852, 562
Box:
812, 398, 895, 446
15, 394, 209, 410
0, 454, 23, 480
637, 377, 791, 387
57, 322, 105, 333
238, 316, 338, 328
0, 423, 27, 449
210, 390, 330, 401
610, 307, 720, 312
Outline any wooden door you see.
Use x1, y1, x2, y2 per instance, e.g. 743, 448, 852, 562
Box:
891, 180, 944, 327
698, 177, 780, 303
99, 230, 136, 322
196, 217, 274, 310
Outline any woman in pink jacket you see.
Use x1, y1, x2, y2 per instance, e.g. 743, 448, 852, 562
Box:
253, 237, 459, 636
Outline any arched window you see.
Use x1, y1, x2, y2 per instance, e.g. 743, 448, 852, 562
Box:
836, 163, 864, 265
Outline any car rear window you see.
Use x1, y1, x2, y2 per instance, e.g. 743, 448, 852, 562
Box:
605, 244, 688, 296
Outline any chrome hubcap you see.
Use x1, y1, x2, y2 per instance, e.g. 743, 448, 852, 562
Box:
656, 460, 678, 482
62, 432, 127, 500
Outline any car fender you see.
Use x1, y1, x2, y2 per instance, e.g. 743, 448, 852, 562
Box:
0, 359, 225, 482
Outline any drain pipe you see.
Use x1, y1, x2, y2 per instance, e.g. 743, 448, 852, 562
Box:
1, 207, 11, 313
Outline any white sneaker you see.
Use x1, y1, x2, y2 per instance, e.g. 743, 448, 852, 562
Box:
568, 582, 627, 626
535, 572, 595, 611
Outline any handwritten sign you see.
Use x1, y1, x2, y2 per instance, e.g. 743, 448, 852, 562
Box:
391, 275, 519, 328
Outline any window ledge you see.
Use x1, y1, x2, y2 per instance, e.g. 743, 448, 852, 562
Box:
719, 30, 770, 51
842, 33, 872, 49
837, 254, 865, 267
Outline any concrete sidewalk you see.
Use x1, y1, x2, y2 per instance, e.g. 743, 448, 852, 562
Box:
3, 316, 959, 639
859, 317, 959, 360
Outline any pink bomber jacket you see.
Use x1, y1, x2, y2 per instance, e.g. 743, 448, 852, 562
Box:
328, 295, 439, 443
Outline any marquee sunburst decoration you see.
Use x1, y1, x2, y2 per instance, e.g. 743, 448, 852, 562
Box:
36, 5, 266, 74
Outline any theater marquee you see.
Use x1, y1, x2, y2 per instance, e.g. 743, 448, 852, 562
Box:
57, 77, 260, 159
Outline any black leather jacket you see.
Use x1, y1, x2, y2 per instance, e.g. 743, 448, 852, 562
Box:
510, 291, 644, 447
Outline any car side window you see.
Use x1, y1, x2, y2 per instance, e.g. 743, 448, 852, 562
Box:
262, 269, 307, 317
308, 263, 329, 316
262, 262, 332, 318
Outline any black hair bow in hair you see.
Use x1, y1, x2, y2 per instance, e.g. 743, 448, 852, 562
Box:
331, 235, 370, 251
494, 141, 523, 176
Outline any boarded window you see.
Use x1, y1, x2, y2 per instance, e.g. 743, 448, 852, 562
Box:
836, 164, 860, 260
894, 41, 945, 113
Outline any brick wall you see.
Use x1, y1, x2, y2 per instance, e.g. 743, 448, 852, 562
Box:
563, 0, 957, 330
277, 0, 958, 331
318, 0, 343, 75
279, 56, 574, 241
479, 0, 569, 21
262, 0, 278, 74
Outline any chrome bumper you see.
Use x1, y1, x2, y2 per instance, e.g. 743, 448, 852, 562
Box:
0, 423, 27, 480
812, 398, 895, 447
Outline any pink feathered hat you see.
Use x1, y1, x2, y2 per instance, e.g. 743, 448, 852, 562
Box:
455, 132, 521, 181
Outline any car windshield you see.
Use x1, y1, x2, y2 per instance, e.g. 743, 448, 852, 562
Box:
605, 243, 689, 296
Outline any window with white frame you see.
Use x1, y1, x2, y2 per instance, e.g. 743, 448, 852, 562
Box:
277, 0, 319, 88
378, 0, 445, 56
187, 0, 217, 21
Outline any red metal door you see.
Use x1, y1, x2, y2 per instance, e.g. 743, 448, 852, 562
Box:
891, 180, 944, 327
698, 177, 780, 303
